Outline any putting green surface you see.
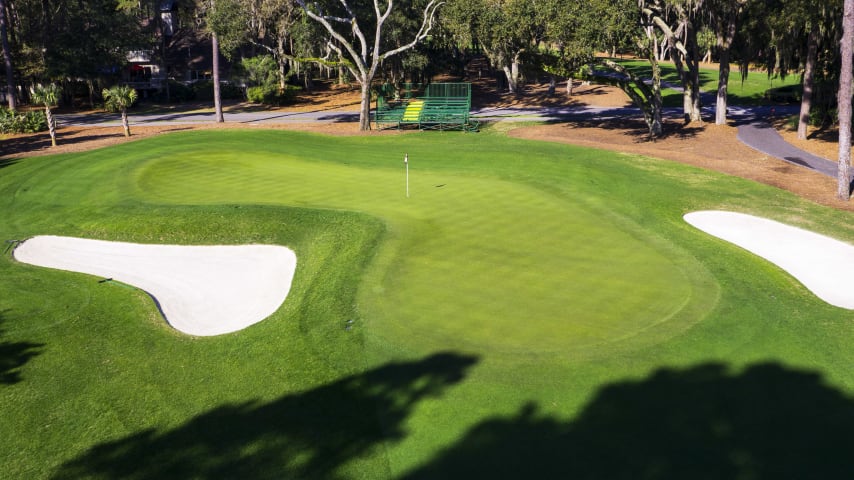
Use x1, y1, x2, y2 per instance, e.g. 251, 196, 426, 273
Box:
2, 129, 854, 478
136, 147, 699, 358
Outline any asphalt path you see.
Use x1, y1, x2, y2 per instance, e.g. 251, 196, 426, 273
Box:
736, 118, 837, 178
58, 103, 835, 178
57, 105, 663, 125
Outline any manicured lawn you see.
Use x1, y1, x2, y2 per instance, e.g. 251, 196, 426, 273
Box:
2, 128, 853, 478
610, 59, 802, 107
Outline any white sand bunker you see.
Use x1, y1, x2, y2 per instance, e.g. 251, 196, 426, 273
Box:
13, 235, 297, 336
685, 210, 854, 309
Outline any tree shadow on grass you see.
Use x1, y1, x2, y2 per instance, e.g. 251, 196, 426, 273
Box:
0, 157, 21, 169
0, 311, 43, 385
403, 362, 854, 480
53, 352, 478, 479
555, 117, 705, 142
1, 129, 122, 158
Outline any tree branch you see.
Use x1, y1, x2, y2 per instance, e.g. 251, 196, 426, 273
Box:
380, 0, 444, 61
642, 7, 688, 57
296, 0, 367, 78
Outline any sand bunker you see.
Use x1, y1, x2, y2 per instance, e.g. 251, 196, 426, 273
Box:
685, 211, 854, 309
13, 235, 297, 336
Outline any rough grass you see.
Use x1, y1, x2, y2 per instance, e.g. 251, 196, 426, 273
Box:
2, 129, 854, 478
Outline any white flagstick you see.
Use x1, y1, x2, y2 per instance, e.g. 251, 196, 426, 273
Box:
404, 153, 409, 198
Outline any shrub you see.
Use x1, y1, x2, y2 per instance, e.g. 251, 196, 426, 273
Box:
150, 81, 195, 103
193, 80, 244, 101
0, 108, 48, 134
810, 107, 837, 128
764, 85, 801, 104
786, 114, 798, 131
245, 85, 273, 104
238, 55, 279, 89
246, 84, 299, 106
22, 110, 48, 132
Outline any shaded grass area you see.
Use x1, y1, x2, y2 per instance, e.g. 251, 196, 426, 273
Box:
1, 129, 854, 478
54, 352, 479, 479
611, 59, 802, 107
0, 313, 43, 385
403, 362, 854, 479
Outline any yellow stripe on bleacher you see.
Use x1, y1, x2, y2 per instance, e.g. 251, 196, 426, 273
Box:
402, 100, 424, 121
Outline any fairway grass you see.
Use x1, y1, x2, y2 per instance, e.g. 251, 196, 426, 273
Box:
2, 129, 854, 478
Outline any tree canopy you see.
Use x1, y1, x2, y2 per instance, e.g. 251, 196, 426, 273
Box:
0, 0, 849, 138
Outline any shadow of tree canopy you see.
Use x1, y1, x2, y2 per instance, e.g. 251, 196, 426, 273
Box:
403, 363, 854, 480
552, 117, 705, 142
53, 352, 478, 479
0, 157, 21, 169
0, 311, 43, 385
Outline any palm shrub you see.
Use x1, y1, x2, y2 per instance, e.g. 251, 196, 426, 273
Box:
0, 107, 47, 134
102, 85, 138, 137
29, 84, 61, 146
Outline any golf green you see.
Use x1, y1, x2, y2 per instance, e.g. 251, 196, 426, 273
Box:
133, 143, 704, 358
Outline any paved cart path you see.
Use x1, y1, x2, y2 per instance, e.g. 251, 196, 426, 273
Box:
736, 119, 836, 178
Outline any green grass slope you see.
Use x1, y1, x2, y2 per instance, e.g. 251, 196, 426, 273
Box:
1, 129, 853, 478
613, 59, 802, 107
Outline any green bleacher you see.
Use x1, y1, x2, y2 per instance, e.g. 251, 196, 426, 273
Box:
375, 82, 478, 132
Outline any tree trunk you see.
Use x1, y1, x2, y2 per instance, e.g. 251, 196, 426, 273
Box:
87, 79, 95, 109
602, 57, 662, 138
649, 54, 663, 137
660, 14, 702, 123
45, 106, 56, 147
838, 0, 854, 200
715, 8, 738, 126
502, 64, 518, 94
686, 33, 703, 123
304, 68, 313, 93
681, 75, 702, 123
656, 29, 661, 60
799, 25, 819, 140
121, 109, 130, 137
548, 76, 555, 96
0, 0, 16, 110
566, 78, 573, 96
212, 32, 224, 123
276, 36, 287, 91
715, 48, 730, 125
159, 10, 169, 103
359, 78, 371, 131
682, 86, 694, 122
